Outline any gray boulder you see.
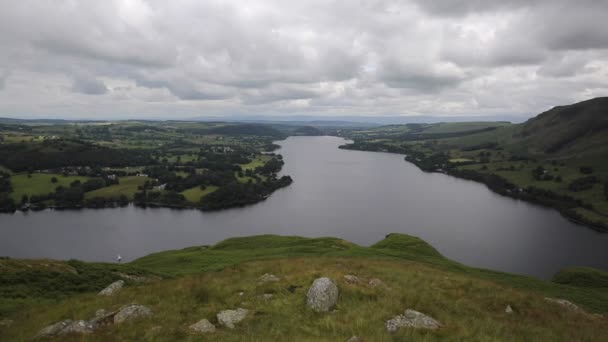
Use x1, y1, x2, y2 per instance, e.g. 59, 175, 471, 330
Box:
114, 304, 153, 324
98, 280, 125, 296
217, 308, 249, 329
306, 277, 339, 312
189, 319, 216, 333
385, 309, 442, 332
61, 320, 95, 334
34, 320, 73, 339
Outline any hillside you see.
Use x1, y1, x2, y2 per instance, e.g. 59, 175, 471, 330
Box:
513, 97, 608, 158
339, 97, 608, 231
1, 234, 608, 341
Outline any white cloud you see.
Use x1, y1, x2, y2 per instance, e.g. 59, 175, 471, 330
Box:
0, 0, 606, 119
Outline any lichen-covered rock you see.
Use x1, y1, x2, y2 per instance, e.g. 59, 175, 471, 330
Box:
306, 277, 339, 312
544, 297, 580, 311
114, 304, 153, 324
189, 319, 216, 333
98, 280, 125, 296
217, 308, 249, 329
258, 273, 280, 283
34, 320, 74, 339
344, 275, 360, 284
61, 320, 95, 334
385, 309, 442, 332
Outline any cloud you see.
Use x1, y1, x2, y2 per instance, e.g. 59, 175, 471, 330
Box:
0, 0, 606, 119
72, 75, 108, 95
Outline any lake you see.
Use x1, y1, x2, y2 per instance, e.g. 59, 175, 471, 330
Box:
1, 136, 607, 279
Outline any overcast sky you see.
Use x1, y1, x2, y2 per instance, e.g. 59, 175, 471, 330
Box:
0, 0, 607, 120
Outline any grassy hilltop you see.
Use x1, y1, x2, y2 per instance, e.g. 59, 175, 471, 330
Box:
1, 234, 608, 341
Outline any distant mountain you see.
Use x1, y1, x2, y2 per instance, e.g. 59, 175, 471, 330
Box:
512, 97, 608, 158
292, 126, 324, 136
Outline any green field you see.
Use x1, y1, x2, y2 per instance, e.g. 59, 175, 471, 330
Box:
180, 185, 219, 203
9, 173, 89, 201
84, 176, 148, 200
2, 234, 608, 341
240, 155, 272, 170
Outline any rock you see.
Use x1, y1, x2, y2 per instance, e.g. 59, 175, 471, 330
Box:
238, 291, 245, 296
368, 278, 386, 289
258, 273, 280, 283
61, 320, 94, 334
189, 319, 216, 333
262, 293, 274, 300
344, 275, 360, 284
217, 308, 248, 329
505, 305, 513, 314
544, 297, 580, 311
114, 304, 153, 324
347, 336, 364, 342
34, 320, 73, 339
385, 309, 442, 332
98, 280, 125, 296
89, 309, 118, 329
306, 277, 339, 312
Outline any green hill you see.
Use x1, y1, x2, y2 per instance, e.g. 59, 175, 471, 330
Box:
1, 234, 608, 341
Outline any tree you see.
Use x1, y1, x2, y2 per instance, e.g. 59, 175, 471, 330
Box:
51, 177, 58, 183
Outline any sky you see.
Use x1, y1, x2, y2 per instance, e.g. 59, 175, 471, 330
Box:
0, 0, 607, 120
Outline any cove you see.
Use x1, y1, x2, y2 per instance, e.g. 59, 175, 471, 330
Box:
1, 136, 607, 279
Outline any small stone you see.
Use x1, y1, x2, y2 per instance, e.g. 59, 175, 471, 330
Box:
189, 319, 216, 333
544, 297, 580, 311
98, 280, 125, 296
217, 308, 249, 329
258, 273, 280, 283
238, 292, 245, 296
347, 335, 364, 342
505, 305, 513, 314
306, 277, 339, 312
344, 275, 360, 284
385, 309, 442, 332
262, 293, 274, 300
114, 304, 153, 324
368, 278, 386, 289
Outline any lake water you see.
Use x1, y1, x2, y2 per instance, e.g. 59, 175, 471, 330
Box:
1, 136, 607, 279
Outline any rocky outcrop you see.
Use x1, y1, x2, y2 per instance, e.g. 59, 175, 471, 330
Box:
114, 304, 153, 324
34, 320, 74, 339
98, 280, 125, 296
385, 309, 442, 332
306, 277, 339, 312
217, 308, 249, 329
189, 319, 216, 333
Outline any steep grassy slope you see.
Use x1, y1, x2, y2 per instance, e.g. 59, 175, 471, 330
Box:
1, 234, 608, 341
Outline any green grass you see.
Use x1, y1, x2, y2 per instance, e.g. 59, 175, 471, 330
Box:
240, 155, 272, 171
180, 185, 218, 203
84, 176, 148, 200
2, 234, 608, 341
9, 173, 89, 201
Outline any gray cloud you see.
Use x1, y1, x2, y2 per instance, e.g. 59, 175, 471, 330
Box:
0, 0, 606, 119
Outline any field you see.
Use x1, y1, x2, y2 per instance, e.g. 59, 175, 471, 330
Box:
2, 234, 608, 341
180, 185, 219, 203
84, 176, 148, 200
240, 155, 272, 171
9, 173, 89, 201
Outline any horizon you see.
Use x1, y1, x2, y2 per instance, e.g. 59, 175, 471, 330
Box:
0, 1, 607, 120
